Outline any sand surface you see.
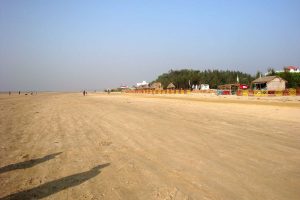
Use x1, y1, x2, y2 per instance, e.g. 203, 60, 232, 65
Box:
0, 93, 300, 200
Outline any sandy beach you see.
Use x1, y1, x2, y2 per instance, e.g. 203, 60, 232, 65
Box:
1, 92, 300, 200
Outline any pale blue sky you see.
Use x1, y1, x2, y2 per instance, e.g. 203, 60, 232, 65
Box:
1, 0, 300, 91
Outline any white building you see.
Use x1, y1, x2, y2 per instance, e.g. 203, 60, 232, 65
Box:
275, 66, 300, 73
119, 85, 129, 89
200, 84, 210, 90
136, 81, 149, 87
285, 66, 300, 73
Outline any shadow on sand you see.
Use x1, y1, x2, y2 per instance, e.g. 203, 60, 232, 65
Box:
0, 152, 62, 174
0, 163, 110, 200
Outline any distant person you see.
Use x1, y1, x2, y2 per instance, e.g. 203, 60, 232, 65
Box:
83, 90, 86, 96
19, 91, 20, 95
9, 91, 11, 96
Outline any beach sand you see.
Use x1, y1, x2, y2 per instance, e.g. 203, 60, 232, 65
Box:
0, 92, 300, 199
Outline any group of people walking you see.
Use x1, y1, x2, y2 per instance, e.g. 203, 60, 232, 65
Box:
8, 91, 36, 95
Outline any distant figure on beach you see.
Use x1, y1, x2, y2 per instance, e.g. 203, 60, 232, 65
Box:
19, 91, 20, 95
83, 90, 86, 96
9, 91, 11, 95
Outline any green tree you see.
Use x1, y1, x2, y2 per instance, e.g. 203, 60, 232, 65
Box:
154, 69, 255, 89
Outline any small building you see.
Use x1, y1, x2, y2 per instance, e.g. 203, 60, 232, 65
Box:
136, 84, 149, 89
136, 81, 149, 87
167, 83, 176, 89
200, 84, 209, 90
251, 76, 287, 90
119, 85, 128, 89
275, 66, 300, 73
218, 84, 240, 94
119, 84, 129, 91
284, 66, 300, 73
150, 82, 163, 90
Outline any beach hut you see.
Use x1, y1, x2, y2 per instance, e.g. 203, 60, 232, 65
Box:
150, 82, 163, 90
251, 76, 287, 90
218, 84, 240, 95
167, 83, 176, 89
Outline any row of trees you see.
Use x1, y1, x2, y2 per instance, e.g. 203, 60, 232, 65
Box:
153, 69, 255, 89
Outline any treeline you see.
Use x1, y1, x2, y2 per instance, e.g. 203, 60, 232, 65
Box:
153, 69, 255, 89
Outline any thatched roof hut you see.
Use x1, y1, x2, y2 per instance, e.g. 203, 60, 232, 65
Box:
167, 83, 176, 89
137, 84, 149, 89
218, 84, 239, 90
251, 76, 287, 90
150, 82, 162, 90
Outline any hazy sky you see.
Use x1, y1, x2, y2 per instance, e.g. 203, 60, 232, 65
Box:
1, 0, 300, 91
